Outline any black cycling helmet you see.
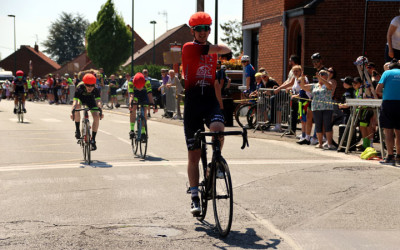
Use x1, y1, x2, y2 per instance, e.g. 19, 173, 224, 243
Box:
311, 52, 321, 60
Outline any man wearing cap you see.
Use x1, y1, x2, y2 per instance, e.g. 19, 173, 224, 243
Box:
182, 11, 231, 215
241, 55, 256, 93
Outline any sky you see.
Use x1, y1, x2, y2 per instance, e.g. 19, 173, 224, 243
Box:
0, 0, 242, 62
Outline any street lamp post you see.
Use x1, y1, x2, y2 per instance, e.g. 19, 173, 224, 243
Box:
8, 14, 16, 75
150, 20, 156, 64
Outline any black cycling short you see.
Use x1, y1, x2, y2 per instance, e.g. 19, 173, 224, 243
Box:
379, 100, 400, 130
14, 86, 25, 94
184, 88, 225, 150
359, 108, 374, 127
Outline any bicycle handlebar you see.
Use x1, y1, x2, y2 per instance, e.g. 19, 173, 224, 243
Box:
194, 128, 249, 150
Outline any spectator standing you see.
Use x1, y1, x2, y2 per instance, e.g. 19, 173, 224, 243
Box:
300, 70, 335, 149
376, 61, 400, 165
159, 68, 171, 117
385, 9, 400, 62
241, 55, 256, 93
108, 74, 118, 109
47, 74, 54, 104
274, 55, 301, 135
167, 69, 183, 119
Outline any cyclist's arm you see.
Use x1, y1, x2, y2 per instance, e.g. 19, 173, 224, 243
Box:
214, 79, 224, 109
208, 44, 231, 55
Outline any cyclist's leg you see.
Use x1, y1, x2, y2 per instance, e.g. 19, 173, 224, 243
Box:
73, 102, 81, 138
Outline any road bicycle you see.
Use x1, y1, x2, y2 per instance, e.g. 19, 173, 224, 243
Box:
192, 128, 249, 237
234, 99, 257, 129
72, 107, 102, 165
130, 102, 155, 159
15, 92, 24, 123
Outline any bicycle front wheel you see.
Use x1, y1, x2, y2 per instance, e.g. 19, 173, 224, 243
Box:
139, 121, 148, 159
213, 157, 233, 237
246, 104, 257, 129
85, 122, 91, 165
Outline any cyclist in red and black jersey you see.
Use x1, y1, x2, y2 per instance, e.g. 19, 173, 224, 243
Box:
182, 12, 231, 215
12, 70, 28, 114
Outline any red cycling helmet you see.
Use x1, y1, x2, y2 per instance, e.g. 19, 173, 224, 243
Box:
82, 73, 97, 85
189, 12, 212, 27
133, 72, 146, 89
16, 70, 24, 77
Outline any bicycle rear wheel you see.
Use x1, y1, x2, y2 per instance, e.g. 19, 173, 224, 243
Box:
235, 103, 252, 128
197, 151, 209, 221
139, 121, 148, 159
213, 157, 233, 237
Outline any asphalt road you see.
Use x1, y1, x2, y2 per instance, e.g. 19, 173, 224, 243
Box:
0, 100, 399, 250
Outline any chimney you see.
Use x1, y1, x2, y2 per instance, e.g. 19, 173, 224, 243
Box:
34, 43, 39, 52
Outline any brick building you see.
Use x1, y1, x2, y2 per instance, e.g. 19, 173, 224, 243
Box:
123, 24, 192, 67
243, 0, 399, 99
0, 44, 60, 77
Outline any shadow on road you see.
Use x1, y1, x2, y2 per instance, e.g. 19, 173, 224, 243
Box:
80, 160, 113, 168
140, 155, 166, 162
195, 223, 281, 249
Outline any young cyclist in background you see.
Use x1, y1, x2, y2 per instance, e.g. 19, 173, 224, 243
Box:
128, 73, 158, 139
12, 70, 28, 113
71, 73, 104, 151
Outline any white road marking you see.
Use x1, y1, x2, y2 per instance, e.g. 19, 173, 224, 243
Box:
41, 118, 62, 123
9, 118, 30, 123
0, 158, 368, 172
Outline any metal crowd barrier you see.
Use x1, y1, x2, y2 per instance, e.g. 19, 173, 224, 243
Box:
101, 85, 109, 105
165, 86, 176, 114
255, 88, 291, 132
68, 85, 75, 104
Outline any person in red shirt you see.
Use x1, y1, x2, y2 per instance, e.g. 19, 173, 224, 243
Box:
46, 74, 54, 104
182, 12, 231, 215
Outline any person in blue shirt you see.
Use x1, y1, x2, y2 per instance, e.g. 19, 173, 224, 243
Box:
241, 55, 256, 93
376, 61, 400, 165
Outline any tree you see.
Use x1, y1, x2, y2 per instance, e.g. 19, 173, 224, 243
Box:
42, 12, 89, 65
86, 0, 132, 75
220, 20, 243, 58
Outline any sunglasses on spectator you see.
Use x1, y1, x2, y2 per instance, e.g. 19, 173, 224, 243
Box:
319, 72, 328, 76
193, 25, 211, 32
312, 59, 320, 63
85, 84, 95, 88
328, 70, 334, 73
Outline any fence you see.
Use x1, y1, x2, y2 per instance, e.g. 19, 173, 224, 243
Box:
254, 88, 291, 132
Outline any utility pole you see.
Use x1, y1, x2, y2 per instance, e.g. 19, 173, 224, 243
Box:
150, 20, 157, 64
197, 0, 204, 12
214, 0, 218, 45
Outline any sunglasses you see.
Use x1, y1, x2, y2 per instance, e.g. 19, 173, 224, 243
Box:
193, 25, 211, 32
319, 72, 328, 76
17, 76, 23, 79
85, 84, 95, 88
312, 60, 320, 64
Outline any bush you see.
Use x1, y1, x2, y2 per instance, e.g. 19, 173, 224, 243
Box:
220, 58, 243, 70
